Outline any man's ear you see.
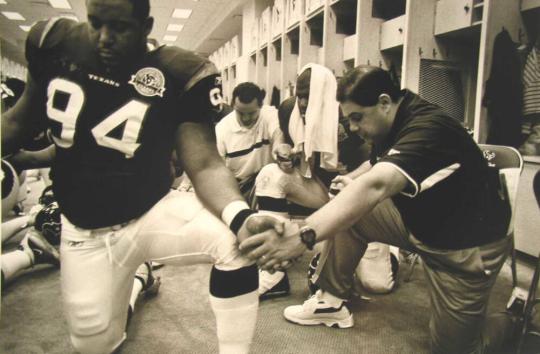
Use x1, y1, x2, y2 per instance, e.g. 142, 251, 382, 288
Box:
143, 17, 154, 37
378, 93, 392, 111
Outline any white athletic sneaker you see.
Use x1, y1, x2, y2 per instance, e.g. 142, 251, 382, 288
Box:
258, 270, 290, 300
283, 290, 354, 328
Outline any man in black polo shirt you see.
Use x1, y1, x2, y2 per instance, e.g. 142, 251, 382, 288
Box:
242, 66, 517, 353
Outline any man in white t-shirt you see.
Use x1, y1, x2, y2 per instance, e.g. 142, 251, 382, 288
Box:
215, 82, 288, 299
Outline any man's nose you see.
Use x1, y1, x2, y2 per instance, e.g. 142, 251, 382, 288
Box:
98, 26, 114, 45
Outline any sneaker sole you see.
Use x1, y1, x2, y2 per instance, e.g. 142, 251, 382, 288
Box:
259, 290, 290, 301
284, 314, 354, 329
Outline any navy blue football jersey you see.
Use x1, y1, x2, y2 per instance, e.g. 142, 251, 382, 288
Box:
26, 18, 223, 228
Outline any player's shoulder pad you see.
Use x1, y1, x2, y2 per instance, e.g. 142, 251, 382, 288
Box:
27, 18, 78, 51
153, 45, 219, 91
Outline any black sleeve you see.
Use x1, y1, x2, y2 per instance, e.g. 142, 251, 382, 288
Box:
378, 118, 463, 197
25, 20, 50, 80
178, 74, 224, 126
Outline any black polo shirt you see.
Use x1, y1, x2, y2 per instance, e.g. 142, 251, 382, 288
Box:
371, 91, 510, 249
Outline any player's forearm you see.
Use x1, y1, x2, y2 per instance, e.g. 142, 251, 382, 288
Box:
1, 116, 25, 156
8, 145, 55, 170
306, 165, 404, 244
189, 158, 244, 217
305, 178, 383, 243
347, 160, 372, 179
286, 177, 328, 209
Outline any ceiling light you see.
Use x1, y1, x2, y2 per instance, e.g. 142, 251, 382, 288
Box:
167, 24, 184, 32
48, 0, 71, 9
60, 14, 79, 22
163, 35, 178, 42
2, 11, 25, 20
172, 8, 192, 19
19, 25, 31, 32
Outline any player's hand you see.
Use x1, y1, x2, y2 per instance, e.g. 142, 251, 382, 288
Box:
272, 143, 293, 160
239, 223, 306, 271
236, 213, 284, 245
329, 175, 353, 197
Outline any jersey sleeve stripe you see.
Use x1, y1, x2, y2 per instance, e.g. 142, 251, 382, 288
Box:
377, 161, 419, 198
184, 62, 219, 92
419, 163, 461, 193
39, 17, 64, 48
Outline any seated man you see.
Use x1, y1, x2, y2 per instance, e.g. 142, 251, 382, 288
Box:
255, 144, 328, 299
276, 63, 397, 294
244, 66, 519, 353
215, 82, 289, 299
215, 81, 284, 206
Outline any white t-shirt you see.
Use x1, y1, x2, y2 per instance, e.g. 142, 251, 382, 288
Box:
215, 105, 280, 181
255, 163, 289, 199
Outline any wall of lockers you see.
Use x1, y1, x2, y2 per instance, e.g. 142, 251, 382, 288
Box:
209, 0, 540, 256
209, 0, 539, 143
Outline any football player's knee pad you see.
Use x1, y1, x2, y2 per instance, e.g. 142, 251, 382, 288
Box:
66, 299, 115, 342
70, 331, 125, 354
210, 264, 258, 298
68, 305, 124, 354
1, 160, 19, 217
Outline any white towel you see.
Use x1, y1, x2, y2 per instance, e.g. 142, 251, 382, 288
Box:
288, 63, 339, 177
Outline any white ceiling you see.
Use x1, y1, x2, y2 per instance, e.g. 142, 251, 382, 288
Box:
0, 0, 244, 65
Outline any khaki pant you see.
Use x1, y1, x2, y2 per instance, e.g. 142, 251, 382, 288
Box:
313, 198, 513, 354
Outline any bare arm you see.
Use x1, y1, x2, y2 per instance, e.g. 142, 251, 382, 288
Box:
346, 159, 372, 179
306, 162, 408, 242
240, 162, 409, 266
2, 74, 46, 156
176, 121, 244, 217
270, 129, 286, 159
284, 174, 329, 209
8, 144, 56, 171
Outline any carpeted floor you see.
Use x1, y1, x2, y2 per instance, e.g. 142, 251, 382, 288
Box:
1, 179, 539, 354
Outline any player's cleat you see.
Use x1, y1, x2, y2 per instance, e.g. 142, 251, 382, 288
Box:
259, 270, 290, 301
150, 261, 165, 270
18, 229, 60, 267
135, 262, 161, 298
283, 290, 354, 328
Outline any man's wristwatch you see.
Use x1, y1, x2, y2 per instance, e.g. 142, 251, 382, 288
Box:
299, 226, 317, 250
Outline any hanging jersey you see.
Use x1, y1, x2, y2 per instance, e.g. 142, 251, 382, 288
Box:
26, 18, 223, 228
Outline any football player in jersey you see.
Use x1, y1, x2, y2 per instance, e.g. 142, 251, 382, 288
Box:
1, 1, 282, 353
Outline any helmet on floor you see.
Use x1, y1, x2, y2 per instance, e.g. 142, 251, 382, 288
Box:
34, 201, 61, 246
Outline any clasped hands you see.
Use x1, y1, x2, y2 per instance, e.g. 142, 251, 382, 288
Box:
237, 214, 306, 272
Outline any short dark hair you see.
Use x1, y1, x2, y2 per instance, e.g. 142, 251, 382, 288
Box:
336, 66, 402, 106
128, 0, 150, 22
232, 82, 265, 106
